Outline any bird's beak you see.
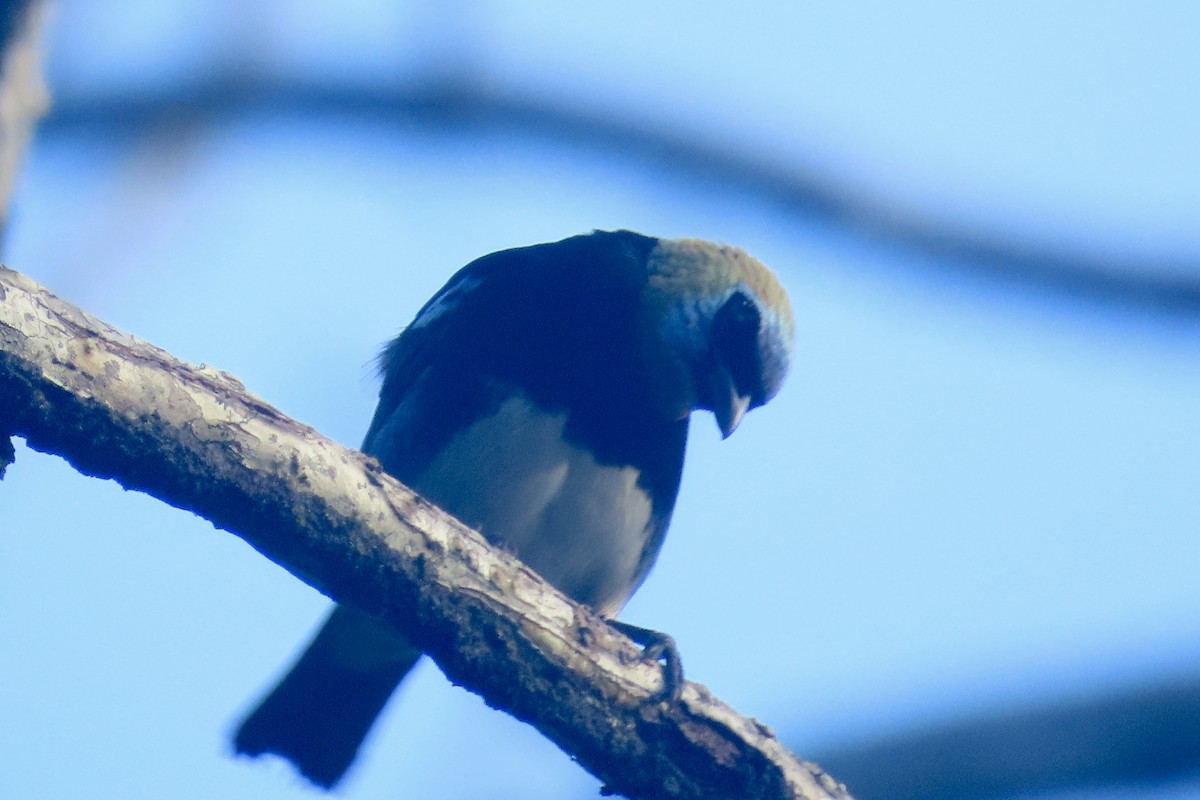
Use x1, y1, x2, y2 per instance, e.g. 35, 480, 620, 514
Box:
708, 367, 751, 439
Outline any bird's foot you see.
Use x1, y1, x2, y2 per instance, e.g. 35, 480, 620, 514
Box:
608, 620, 683, 703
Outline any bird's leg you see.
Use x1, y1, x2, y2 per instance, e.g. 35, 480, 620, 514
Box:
608, 620, 683, 703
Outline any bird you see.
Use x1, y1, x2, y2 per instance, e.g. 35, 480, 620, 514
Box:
232, 229, 794, 788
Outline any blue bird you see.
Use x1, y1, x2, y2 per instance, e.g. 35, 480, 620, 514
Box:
233, 230, 793, 787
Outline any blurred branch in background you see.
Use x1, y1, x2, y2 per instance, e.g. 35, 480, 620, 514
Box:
0, 0, 48, 236
814, 671, 1200, 800
39, 71, 1200, 315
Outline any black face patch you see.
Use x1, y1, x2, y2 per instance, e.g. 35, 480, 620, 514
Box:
711, 290, 766, 405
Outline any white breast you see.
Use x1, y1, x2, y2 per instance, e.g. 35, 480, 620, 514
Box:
413, 394, 653, 617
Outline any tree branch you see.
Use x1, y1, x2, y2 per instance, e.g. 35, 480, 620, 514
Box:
0, 0, 49, 237
0, 263, 852, 800
41, 72, 1200, 316
814, 672, 1200, 800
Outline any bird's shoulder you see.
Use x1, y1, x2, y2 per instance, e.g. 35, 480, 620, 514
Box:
362, 231, 663, 479
382, 230, 657, 383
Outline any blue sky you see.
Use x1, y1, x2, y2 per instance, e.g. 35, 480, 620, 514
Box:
2, 3, 1198, 799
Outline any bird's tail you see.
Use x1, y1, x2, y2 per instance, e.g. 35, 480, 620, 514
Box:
233, 603, 423, 788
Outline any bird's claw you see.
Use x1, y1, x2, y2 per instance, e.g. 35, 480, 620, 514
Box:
608, 620, 683, 703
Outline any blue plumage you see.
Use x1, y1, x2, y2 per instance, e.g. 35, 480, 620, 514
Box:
233, 230, 792, 787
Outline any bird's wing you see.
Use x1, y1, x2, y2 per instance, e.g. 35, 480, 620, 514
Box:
360, 260, 506, 485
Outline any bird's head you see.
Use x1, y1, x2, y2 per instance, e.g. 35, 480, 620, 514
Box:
639, 237, 794, 438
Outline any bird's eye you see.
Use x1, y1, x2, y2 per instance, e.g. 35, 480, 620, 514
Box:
711, 290, 765, 403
